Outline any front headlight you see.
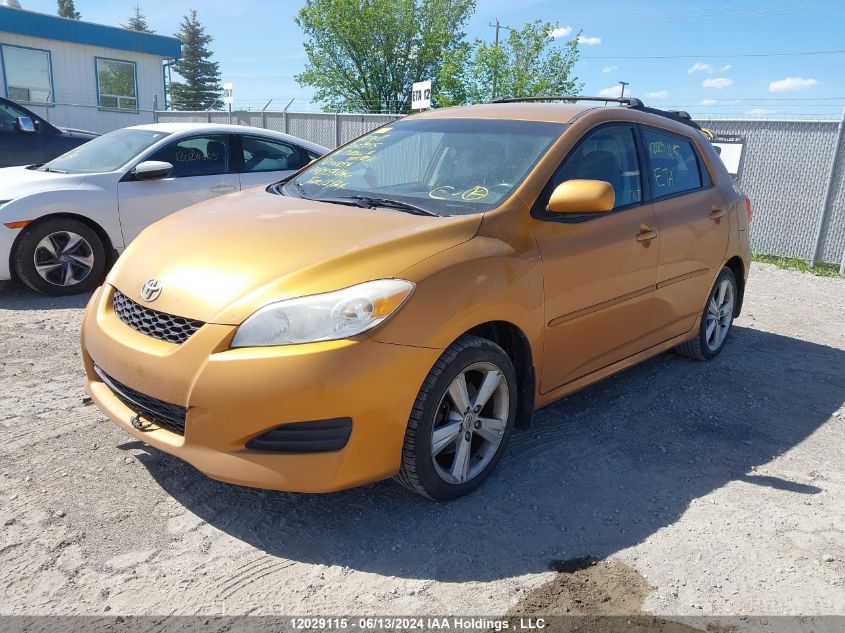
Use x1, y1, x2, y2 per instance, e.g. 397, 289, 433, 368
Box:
230, 279, 415, 347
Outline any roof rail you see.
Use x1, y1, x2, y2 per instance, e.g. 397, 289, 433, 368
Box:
489, 95, 710, 137
627, 105, 704, 133
491, 95, 645, 107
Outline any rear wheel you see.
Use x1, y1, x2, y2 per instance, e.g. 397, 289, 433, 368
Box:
396, 335, 517, 500
675, 267, 737, 361
12, 218, 107, 296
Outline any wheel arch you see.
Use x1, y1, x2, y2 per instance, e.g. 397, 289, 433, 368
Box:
724, 255, 745, 317
8, 212, 118, 283
461, 320, 536, 429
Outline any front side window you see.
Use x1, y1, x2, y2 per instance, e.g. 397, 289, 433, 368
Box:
149, 135, 230, 177
240, 136, 309, 172
39, 128, 170, 173
288, 118, 566, 216
96, 59, 138, 110
554, 125, 642, 210
2, 45, 53, 104
0, 100, 33, 131
643, 129, 702, 197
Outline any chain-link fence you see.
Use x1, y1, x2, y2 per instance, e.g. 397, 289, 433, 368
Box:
155, 109, 845, 268
700, 117, 845, 269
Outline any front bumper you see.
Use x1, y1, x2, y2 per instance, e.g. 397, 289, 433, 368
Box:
81, 284, 440, 492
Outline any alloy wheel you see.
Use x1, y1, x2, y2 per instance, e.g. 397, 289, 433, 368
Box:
705, 278, 735, 351
430, 362, 509, 484
33, 231, 95, 287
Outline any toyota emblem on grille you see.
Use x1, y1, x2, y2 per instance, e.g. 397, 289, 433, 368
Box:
140, 279, 162, 302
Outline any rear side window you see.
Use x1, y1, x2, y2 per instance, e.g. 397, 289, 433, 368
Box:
149, 135, 230, 177
240, 135, 309, 173
555, 126, 642, 210
642, 129, 702, 197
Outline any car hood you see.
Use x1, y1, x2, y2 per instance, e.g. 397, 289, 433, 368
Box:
108, 187, 482, 325
0, 166, 88, 198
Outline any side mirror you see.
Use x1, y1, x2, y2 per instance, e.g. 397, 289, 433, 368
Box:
547, 179, 615, 214
15, 116, 36, 134
132, 160, 173, 181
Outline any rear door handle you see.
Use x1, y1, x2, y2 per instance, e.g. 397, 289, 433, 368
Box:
211, 185, 239, 193
636, 229, 658, 243
709, 208, 726, 220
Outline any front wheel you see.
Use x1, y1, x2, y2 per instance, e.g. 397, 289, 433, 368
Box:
675, 266, 737, 361
396, 335, 517, 500
12, 218, 107, 296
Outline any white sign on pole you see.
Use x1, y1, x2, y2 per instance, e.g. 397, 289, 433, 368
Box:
710, 134, 745, 179
223, 82, 234, 105
411, 80, 432, 110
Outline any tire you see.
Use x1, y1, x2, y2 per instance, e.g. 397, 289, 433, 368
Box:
396, 334, 518, 500
12, 218, 107, 296
675, 266, 738, 361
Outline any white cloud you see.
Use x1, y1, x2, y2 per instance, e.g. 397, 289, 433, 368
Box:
598, 85, 623, 98
645, 90, 668, 99
768, 76, 819, 93
577, 35, 602, 46
601, 65, 618, 74
687, 62, 714, 74
747, 108, 775, 116
699, 99, 717, 106
550, 25, 572, 38
703, 77, 733, 89
720, 64, 732, 72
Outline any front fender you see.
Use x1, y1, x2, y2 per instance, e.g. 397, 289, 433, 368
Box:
0, 187, 123, 250
369, 235, 545, 356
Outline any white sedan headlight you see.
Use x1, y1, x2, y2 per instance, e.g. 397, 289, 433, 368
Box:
231, 279, 414, 347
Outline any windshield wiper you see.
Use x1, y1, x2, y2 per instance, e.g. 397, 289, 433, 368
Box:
326, 195, 438, 216
41, 166, 68, 174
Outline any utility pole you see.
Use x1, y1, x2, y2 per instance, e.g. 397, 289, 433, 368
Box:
618, 81, 630, 99
489, 20, 513, 101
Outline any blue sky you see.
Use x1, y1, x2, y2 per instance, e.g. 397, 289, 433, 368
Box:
25, 0, 845, 118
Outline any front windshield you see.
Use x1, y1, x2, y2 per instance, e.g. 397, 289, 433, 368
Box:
40, 128, 171, 174
288, 118, 566, 216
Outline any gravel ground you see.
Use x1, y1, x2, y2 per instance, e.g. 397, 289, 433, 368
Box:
1, 262, 843, 619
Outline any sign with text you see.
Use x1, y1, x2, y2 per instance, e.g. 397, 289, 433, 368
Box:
710, 134, 745, 179
411, 80, 432, 110
223, 82, 234, 105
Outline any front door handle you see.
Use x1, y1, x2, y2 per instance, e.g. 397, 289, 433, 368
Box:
636, 228, 658, 243
210, 185, 239, 193
709, 208, 726, 220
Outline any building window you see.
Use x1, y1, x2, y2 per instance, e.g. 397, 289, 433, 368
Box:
96, 58, 137, 110
1, 45, 53, 103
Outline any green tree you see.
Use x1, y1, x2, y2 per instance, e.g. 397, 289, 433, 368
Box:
295, 0, 475, 113
122, 4, 155, 33
168, 10, 222, 110
57, 0, 81, 19
438, 21, 583, 106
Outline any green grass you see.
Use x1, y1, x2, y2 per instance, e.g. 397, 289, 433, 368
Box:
751, 254, 843, 278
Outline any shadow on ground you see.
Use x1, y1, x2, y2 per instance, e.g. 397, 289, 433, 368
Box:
0, 281, 92, 310
122, 325, 844, 582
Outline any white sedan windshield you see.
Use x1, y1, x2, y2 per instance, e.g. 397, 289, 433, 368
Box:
40, 129, 171, 174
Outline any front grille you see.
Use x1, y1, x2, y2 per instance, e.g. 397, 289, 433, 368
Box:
94, 365, 187, 435
112, 289, 204, 344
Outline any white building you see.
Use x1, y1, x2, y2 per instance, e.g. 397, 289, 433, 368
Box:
0, 1, 181, 133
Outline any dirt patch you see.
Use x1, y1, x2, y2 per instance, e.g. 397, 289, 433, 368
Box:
508, 557, 652, 617
507, 557, 738, 632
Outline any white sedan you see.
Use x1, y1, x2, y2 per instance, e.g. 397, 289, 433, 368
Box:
0, 123, 327, 295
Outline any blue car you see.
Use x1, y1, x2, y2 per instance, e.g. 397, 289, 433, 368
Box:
0, 96, 98, 168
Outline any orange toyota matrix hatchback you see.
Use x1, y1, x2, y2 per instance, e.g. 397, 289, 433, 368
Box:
82, 97, 751, 500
